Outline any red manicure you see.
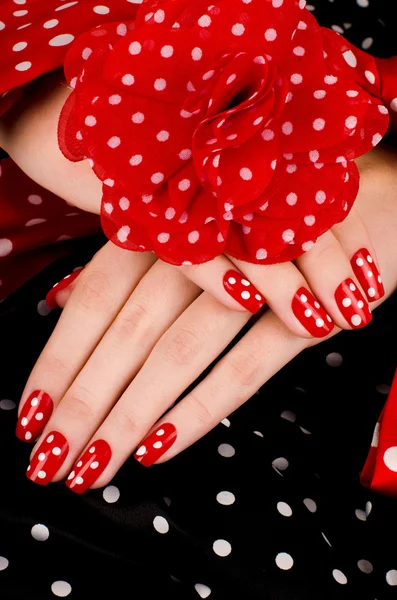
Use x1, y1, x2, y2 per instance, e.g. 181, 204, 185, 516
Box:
134, 423, 177, 467
66, 440, 112, 494
335, 278, 372, 328
351, 249, 384, 302
223, 270, 266, 314
45, 267, 84, 310
26, 431, 69, 486
16, 390, 54, 442
292, 287, 334, 337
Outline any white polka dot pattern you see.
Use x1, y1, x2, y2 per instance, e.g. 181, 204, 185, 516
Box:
49, 0, 389, 268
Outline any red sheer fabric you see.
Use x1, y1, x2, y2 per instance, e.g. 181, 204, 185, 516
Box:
0, 0, 140, 299
57, 0, 389, 266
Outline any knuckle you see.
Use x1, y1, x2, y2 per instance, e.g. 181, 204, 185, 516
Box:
224, 351, 261, 388
162, 326, 203, 366
76, 270, 113, 311
112, 302, 149, 340
60, 392, 95, 423
188, 392, 215, 427
112, 409, 141, 437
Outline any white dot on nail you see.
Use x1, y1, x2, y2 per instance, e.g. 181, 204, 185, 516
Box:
21, 417, 28, 426
38, 452, 46, 461
37, 470, 46, 479
351, 314, 362, 326
136, 445, 146, 456
316, 318, 325, 328
52, 447, 61, 456
304, 309, 312, 317
25, 432, 32, 440
156, 429, 165, 436
75, 476, 84, 485
300, 294, 308, 303
47, 435, 54, 443
153, 441, 163, 449
241, 279, 250, 287
31, 397, 39, 407
90, 461, 99, 469
342, 297, 352, 307
228, 277, 236, 285
349, 283, 356, 291
368, 287, 376, 297
241, 291, 251, 300
35, 412, 44, 421
356, 257, 364, 267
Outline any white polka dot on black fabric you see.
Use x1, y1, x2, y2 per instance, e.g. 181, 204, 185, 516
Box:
51, 581, 72, 597
31, 523, 50, 541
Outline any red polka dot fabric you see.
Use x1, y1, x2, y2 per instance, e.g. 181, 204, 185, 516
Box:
0, 0, 141, 300
57, 0, 390, 266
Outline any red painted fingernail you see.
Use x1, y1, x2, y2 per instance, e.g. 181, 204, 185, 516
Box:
223, 270, 266, 314
292, 287, 334, 337
45, 267, 84, 310
351, 249, 384, 302
335, 278, 372, 328
16, 391, 54, 442
66, 440, 112, 494
26, 431, 68, 486
134, 423, 177, 467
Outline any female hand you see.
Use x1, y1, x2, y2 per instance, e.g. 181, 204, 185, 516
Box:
1, 70, 384, 339
15, 143, 397, 492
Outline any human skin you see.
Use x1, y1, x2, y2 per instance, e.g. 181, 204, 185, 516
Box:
2, 69, 397, 490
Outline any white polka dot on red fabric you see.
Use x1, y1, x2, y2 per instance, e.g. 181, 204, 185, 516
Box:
290, 73, 303, 84
107, 136, 120, 148
156, 130, 169, 142
160, 45, 173, 58
129, 154, 142, 166
345, 116, 357, 129
109, 94, 121, 105
240, 168, 252, 180
188, 231, 199, 244
383, 446, 397, 472
198, 15, 211, 27
313, 118, 325, 131
157, 232, 170, 243
121, 74, 134, 86
48, 33, 75, 47
0, 239, 13, 257
178, 178, 191, 191
191, 47, 202, 61
132, 112, 144, 123
232, 23, 245, 36
265, 28, 277, 41
129, 41, 142, 55
314, 90, 326, 99
282, 122, 293, 135
154, 78, 166, 91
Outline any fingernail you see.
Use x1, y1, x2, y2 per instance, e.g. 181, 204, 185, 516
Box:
66, 440, 112, 494
45, 267, 84, 310
335, 278, 372, 328
223, 270, 266, 314
134, 423, 177, 467
292, 287, 334, 337
351, 249, 384, 302
16, 390, 54, 442
26, 431, 68, 486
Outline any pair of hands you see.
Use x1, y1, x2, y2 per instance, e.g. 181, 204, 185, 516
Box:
2, 70, 397, 492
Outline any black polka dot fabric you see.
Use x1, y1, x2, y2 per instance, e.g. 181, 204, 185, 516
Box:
1, 1, 397, 598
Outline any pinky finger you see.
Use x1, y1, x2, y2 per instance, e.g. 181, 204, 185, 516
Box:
45, 266, 85, 310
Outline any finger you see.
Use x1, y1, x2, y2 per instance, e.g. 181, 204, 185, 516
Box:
178, 255, 266, 314
17, 243, 156, 442
295, 230, 372, 331
229, 256, 334, 339
66, 293, 251, 492
26, 261, 201, 486
135, 310, 310, 466
332, 207, 385, 302
45, 267, 85, 310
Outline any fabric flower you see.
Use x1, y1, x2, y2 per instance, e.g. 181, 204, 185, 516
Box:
58, 0, 389, 266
